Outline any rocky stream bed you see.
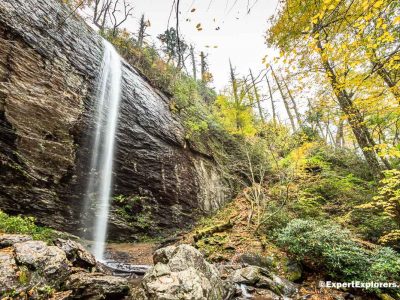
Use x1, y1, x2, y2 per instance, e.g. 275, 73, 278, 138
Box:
0, 233, 305, 299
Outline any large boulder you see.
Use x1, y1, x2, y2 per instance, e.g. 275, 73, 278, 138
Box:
14, 241, 69, 279
141, 244, 230, 300
65, 272, 130, 299
227, 265, 297, 298
54, 238, 97, 269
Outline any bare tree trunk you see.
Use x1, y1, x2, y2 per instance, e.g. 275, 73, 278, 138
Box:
175, 0, 181, 68
282, 77, 302, 126
335, 118, 344, 148
137, 14, 146, 47
326, 116, 335, 145
200, 51, 206, 83
270, 66, 296, 131
249, 69, 265, 123
265, 73, 277, 123
230, 59, 241, 130
190, 45, 197, 80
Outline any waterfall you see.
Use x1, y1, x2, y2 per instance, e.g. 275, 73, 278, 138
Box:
85, 40, 122, 261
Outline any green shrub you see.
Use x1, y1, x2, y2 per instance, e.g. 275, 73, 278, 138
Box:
0, 211, 55, 242
276, 219, 400, 284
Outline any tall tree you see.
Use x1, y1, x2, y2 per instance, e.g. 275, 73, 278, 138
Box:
270, 66, 296, 132
190, 45, 197, 80
137, 14, 150, 47
265, 73, 277, 123
282, 77, 302, 126
249, 69, 265, 123
266, 0, 399, 176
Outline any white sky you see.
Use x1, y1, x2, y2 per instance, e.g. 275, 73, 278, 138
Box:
79, 0, 295, 124
121, 0, 279, 91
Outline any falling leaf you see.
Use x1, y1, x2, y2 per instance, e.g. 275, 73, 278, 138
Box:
215, 26, 220, 30
196, 23, 201, 28
191, 8, 196, 12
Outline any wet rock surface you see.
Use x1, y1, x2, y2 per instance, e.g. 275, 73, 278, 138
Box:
66, 272, 130, 299
139, 244, 231, 300
0, 233, 129, 299
0, 236, 305, 300
54, 238, 97, 269
0, 0, 230, 241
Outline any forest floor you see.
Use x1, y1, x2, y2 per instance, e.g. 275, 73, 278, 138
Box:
105, 242, 156, 265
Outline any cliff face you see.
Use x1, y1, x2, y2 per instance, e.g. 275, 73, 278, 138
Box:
0, 0, 230, 240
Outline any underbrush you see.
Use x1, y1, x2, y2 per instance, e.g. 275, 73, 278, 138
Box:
276, 219, 400, 297
0, 211, 55, 243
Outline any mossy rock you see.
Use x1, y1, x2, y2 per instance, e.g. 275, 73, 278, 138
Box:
283, 259, 302, 282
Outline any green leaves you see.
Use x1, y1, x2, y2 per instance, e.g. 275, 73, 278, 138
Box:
276, 218, 400, 283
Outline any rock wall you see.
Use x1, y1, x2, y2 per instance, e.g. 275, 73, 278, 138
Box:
0, 0, 230, 240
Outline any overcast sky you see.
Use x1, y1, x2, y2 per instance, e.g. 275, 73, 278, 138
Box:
120, 0, 279, 91
79, 0, 294, 123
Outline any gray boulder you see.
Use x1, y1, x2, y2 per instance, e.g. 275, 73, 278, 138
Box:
228, 266, 297, 297
54, 238, 96, 269
142, 244, 230, 300
14, 240, 69, 279
65, 272, 130, 299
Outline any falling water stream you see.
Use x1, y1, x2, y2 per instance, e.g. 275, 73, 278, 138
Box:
85, 40, 122, 261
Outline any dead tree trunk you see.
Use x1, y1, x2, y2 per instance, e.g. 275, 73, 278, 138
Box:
270, 66, 296, 131
249, 69, 265, 123
265, 73, 277, 123
282, 77, 302, 126
335, 118, 344, 148
190, 45, 197, 80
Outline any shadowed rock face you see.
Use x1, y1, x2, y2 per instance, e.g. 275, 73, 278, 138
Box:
0, 0, 230, 240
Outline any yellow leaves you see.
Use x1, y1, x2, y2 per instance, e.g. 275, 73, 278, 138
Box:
364, 13, 373, 21
394, 16, 400, 25
328, 4, 336, 10
376, 18, 383, 28
374, 144, 400, 159
361, 0, 369, 10
321, 53, 329, 62
373, 0, 383, 8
